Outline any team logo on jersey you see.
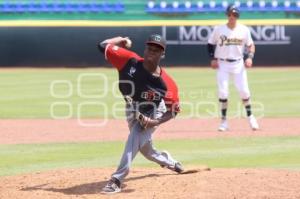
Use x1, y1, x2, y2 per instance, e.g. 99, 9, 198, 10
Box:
128, 66, 136, 77
141, 90, 161, 101
219, 35, 243, 46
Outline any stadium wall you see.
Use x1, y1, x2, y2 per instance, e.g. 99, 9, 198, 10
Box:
0, 20, 299, 67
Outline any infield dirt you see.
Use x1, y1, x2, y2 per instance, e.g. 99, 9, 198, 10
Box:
1, 118, 300, 199
1, 167, 300, 199
1, 118, 299, 144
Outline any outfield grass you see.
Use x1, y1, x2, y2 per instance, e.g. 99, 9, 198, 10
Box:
1, 136, 300, 176
0, 68, 299, 118
0, 68, 299, 177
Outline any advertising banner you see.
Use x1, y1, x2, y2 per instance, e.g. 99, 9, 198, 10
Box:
0, 25, 298, 67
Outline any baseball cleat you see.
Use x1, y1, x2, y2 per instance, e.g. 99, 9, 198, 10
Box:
160, 151, 184, 173
173, 162, 184, 173
161, 150, 176, 164
166, 162, 184, 174
218, 119, 228, 132
101, 177, 121, 194
248, 115, 259, 130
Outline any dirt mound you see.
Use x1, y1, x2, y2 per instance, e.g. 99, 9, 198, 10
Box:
1, 168, 299, 199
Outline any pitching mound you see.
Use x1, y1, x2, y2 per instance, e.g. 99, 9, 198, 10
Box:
1, 167, 300, 199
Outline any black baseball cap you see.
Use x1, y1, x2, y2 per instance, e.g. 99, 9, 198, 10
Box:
146, 34, 166, 50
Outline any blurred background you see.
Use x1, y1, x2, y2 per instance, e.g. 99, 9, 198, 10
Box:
0, 0, 299, 67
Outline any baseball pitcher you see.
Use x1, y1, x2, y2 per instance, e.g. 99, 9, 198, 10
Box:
98, 34, 184, 194
207, 4, 259, 131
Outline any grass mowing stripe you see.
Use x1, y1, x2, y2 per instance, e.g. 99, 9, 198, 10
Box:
0, 136, 300, 176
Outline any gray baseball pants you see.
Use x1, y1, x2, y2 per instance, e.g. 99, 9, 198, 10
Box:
111, 101, 176, 183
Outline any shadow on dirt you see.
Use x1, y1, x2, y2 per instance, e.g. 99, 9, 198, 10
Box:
21, 173, 173, 195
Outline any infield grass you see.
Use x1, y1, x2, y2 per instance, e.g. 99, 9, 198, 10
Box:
1, 136, 300, 176
0, 67, 299, 118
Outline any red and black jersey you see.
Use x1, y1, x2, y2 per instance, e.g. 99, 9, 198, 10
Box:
105, 44, 180, 114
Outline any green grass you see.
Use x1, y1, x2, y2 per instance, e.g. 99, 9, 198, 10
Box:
1, 136, 300, 176
1, 68, 299, 177
0, 68, 299, 118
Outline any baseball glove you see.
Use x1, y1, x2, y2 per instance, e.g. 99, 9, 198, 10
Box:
124, 96, 158, 129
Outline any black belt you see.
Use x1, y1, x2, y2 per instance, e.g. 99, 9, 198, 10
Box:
219, 58, 240, 62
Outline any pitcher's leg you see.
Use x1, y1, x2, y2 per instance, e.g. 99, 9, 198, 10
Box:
102, 108, 143, 194
111, 122, 140, 183
139, 139, 171, 166
139, 129, 183, 173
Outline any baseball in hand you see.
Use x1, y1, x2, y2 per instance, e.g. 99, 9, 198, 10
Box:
124, 38, 132, 49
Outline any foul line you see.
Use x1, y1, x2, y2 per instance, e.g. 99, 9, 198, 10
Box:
0, 19, 300, 27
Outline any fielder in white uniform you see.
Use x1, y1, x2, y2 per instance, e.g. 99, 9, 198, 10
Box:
207, 4, 259, 131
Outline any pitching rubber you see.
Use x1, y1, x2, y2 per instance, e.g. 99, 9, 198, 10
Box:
179, 166, 211, 174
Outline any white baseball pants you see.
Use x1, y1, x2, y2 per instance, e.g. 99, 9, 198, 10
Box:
217, 59, 251, 100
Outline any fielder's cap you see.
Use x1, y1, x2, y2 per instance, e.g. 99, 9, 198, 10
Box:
226, 4, 240, 17
146, 34, 166, 50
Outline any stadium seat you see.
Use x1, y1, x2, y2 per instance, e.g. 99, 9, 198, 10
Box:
0, 0, 299, 19
145, 0, 300, 14
77, 3, 90, 13
115, 2, 125, 12
90, 3, 103, 13
0, 3, 15, 13
0, 0, 125, 14
28, 3, 42, 13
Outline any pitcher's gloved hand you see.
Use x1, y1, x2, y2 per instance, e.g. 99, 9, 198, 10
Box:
135, 112, 159, 129
124, 95, 159, 129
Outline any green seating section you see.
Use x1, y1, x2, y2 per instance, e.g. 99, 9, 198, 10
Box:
0, 0, 298, 20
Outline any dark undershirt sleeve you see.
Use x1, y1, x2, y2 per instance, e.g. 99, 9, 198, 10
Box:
207, 43, 216, 59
